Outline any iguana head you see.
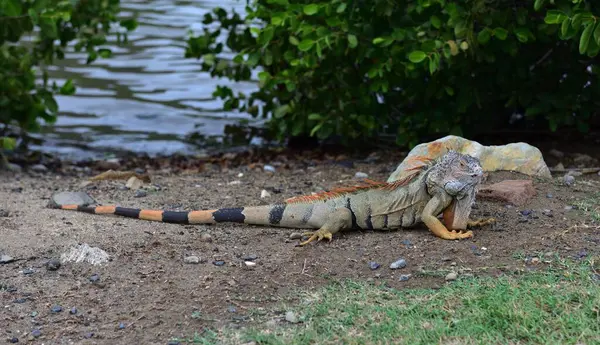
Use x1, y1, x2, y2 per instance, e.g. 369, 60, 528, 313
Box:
426, 150, 484, 230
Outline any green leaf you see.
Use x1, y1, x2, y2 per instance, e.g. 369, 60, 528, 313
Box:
289, 36, 300, 45
258, 71, 271, 81
544, 10, 563, 24
120, 19, 138, 31
579, 22, 594, 55
98, 48, 112, 58
59, 79, 76, 95
561, 18, 570, 37
428, 57, 437, 74
372, 37, 386, 45
298, 39, 315, 51
408, 51, 427, 63
0, 137, 17, 150
594, 20, 600, 45
430, 15, 441, 29
336, 3, 346, 13
310, 122, 324, 137
514, 28, 530, 43
571, 14, 582, 32
477, 28, 491, 44
2, 0, 22, 16
303, 4, 319, 15
39, 16, 58, 39
271, 16, 283, 25
444, 86, 454, 96
533, 0, 545, 11
308, 113, 321, 120
493, 27, 508, 40
347, 34, 358, 48
274, 104, 290, 118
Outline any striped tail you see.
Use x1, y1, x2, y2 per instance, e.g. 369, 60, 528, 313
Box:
56, 203, 283, 226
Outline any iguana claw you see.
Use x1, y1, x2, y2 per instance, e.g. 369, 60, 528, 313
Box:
299, 229, 333, 246
448, 230, 474, 239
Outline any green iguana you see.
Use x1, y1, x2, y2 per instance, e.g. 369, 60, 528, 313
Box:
51, 151, 495, 245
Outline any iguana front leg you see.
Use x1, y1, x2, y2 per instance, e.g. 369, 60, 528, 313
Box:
422, 193, 473, 240
299, 207, 353, 246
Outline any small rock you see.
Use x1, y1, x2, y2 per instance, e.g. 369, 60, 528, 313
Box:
563, 174, 575, 186
51, 305, 63, 313
548, 149, 564, 158
244, 261, 256, 267
542, 209, 553, 217
7, 163, 22, 172
9, 337, 18, 343
237, 172, 244, 177
401, 239, 412, 248
546, 193, 553, 198
30, 164, 48, 173
134, 190, 147, 198
50, 192, 96, 209
368, 261, 380, 270
0, 254, 15, 264
564, 205, 574, 211
263, 165, 276, 173
389, 258, 407, 269
227, 306, 237, 313
260, 189, 271, 198
61, 243, 110, 265
354, 172, 369, 179
184, 256, 201, 264
96, 159, 120, 170
399, 274, 411, 282
84, 332, 94, 339
520, 209, 532, 216
285, 311, 299, 323
242, 254, 258, 261
46, 259, 61, 271
445, 272, 458, 281
0, 209, 9, 217
289, 232, 303, 240
30, 311, 37, 317
530, 257, 540, 264
213, 260, 225, 266
89, 273, 100, 282
126, 176, 144, 190
22, 268, 34, 275
477, 180, 537, 206
200, 233, 213, 243
118, 322, 126, 329
31, 330, 41, 338
14, 298, 27, 304
70, 307, 78, 315
228, 180, 242, 185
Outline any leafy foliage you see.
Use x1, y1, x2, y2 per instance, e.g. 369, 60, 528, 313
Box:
186, 0, 600, 147
0, 0, 136, 146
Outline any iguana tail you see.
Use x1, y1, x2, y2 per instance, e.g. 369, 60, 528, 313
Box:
55, 203, 298, 227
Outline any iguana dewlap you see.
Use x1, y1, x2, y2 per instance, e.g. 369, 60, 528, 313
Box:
51, 151, 494, 244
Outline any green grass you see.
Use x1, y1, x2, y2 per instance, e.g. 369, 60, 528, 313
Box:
184, 258, 600, 345
573, 192, 600, 223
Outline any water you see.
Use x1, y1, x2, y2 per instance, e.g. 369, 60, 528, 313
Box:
34, 0, 260, 159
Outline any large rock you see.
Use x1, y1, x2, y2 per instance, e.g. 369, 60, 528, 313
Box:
476, 180, 537, 206
388, 135, 551, 182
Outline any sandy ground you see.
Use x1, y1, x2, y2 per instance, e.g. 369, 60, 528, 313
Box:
1, 156, 599, 344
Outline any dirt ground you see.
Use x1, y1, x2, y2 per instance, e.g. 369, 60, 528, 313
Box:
1, 152, 599, 344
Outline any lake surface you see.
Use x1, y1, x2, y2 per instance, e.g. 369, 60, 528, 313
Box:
34, 0, 259, 159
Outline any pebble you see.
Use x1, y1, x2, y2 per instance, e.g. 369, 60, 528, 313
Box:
401, 239, 412, 248
9, 337, 18, 343
354, 172, 369, 179
564, 205, 574, 211
244, 261, 256, 267
289, 232, 303, 240
368, 261, 380, 270
260, 189, 271, 198
0, 209, 9, 217
84, 332, 94, 339
14, 298, 27, 304
46, 259, 61, 271
125, 176, 144, 190
118, 322, 126, 329
542, 209, 553, 217
228, 180, 241, 185
51, 305, 63, 313
7, 163, 22, 172
30, 164, 48, 173
70, 307, 78, 314
546, 193, 553, 198
285, 311, 299, 323
184, 256, 201, 264
520, 209, 532, 216
399, 274, 411, 282
200, 233, 213, 243
22, 268, 34, 275
0, 254, 15, 263
263, 165, 276, 173
389, 258, 407, 269
242, 254, 258, 261
227, 306, 237, 313
134, 190, 147, 198
563, 174, 575, 186
31, 329, 41, 338
213, 260, 225, 266
445, 272, 458, 281
89, 273, 100, 282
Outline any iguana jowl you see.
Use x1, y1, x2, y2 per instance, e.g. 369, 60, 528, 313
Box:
52, 151, 494, 244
